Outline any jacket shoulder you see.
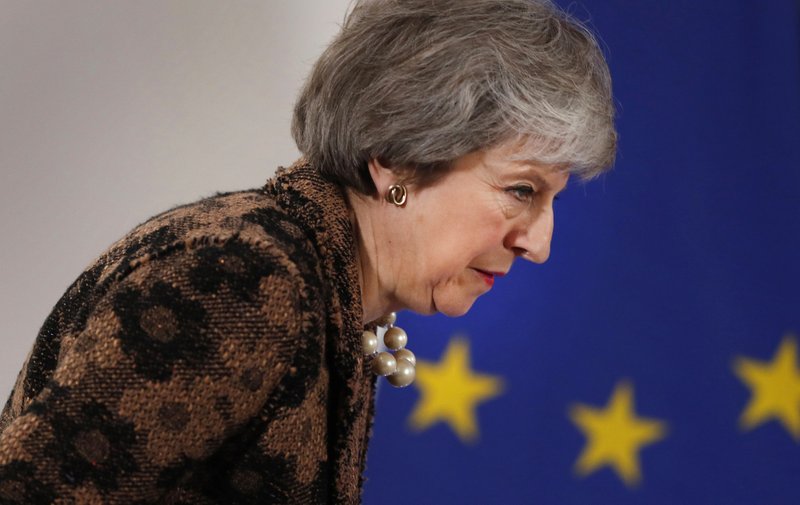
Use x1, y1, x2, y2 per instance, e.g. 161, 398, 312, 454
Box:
2, 188, 325, 413
83, 188, 316, 287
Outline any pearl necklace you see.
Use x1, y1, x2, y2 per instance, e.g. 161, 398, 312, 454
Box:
362, 312, 416, 387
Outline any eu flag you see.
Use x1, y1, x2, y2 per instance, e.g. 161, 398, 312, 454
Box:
363, 1, 800, 503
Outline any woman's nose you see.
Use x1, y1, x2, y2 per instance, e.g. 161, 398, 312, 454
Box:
507, 208, 554, 264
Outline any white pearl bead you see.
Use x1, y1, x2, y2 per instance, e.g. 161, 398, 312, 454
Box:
393, 348, 416, 366
383, 327, 407, 350
376, 312, 397, 327
372, 352, 397, 376
387, 358, 415, 387
362, 330, 378, 355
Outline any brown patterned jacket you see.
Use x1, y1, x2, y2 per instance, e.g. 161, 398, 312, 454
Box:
0, 160, 377, 504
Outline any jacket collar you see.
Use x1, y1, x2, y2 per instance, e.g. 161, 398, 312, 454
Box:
267, 159, 376, 503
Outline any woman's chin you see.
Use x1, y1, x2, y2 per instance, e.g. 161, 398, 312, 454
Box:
431, 295, 478, 318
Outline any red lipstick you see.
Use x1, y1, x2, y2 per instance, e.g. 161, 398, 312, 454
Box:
474, 269, 496, 287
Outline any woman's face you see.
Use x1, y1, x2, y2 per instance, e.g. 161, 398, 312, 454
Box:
377, 143, 569, 317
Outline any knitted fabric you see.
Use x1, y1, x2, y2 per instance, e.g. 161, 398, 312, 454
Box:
0, 160, 377, 504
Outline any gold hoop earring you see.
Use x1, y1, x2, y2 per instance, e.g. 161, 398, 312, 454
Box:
386, 184, 407, 207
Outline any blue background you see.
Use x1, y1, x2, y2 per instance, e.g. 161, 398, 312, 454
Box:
363, 1, 800, 503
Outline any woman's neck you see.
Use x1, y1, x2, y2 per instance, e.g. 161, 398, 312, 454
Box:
345, 188, 398, 325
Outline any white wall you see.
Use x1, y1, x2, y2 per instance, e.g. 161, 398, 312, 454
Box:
0, 0, 352, 397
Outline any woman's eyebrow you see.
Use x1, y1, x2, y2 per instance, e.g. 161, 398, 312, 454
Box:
497, 157, 569, 194
517, 161, 572, 194
511, 164, 552, 190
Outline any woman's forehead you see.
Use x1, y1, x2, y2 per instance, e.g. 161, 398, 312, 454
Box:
482, 145, 570, 183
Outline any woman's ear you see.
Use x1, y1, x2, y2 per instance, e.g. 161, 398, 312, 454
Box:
367, 157, 397, 197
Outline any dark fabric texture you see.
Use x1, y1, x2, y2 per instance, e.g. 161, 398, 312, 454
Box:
0, 160, 377, 504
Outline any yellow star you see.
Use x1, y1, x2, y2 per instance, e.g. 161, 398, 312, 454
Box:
733, 334, 800, 440
409, 337, 503, 443
569, 381, 667, 487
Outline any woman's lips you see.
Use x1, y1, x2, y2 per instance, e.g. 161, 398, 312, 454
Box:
473, 268, 503, 287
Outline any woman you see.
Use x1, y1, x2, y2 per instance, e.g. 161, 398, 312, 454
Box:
0, 0, 615, 503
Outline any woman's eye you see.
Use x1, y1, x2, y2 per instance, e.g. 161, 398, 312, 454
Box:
506, 185, 535, 202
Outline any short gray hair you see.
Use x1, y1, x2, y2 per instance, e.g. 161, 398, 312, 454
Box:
292, 0, 617, 194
